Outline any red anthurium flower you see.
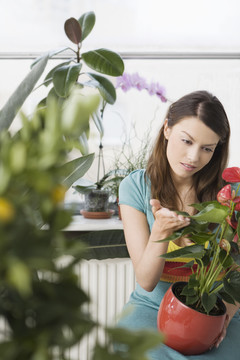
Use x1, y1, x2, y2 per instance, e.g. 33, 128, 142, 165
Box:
226, 213, 238, 229
222, 167, 240, 183
217, 184, 240, 211
217, 184, 232, 207
233, 233, 239, 244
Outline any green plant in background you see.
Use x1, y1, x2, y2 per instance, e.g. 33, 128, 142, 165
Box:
104, 123, 153, 200
0, 94, 164, 359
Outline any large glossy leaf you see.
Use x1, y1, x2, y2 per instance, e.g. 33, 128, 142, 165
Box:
61, 90, 100, 136
79, 132, 89, 155
61, 153, 94, 189
82, 48, 124, 76
53, 64, 82, 97
190, 200, 219, 212
64, 17, 82, 44
43, 61, 71, 87
31, 47, 69, 68
190, 203, 229, 224
86, 73, 116, 104
159, 244, 205, 259
0, 55, 49, 131
78, 11, 96, 41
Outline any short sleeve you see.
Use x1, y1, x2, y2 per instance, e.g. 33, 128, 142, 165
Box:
119, 169, 149, 214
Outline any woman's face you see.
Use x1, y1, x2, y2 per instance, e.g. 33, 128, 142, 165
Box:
164, 116, 220, 184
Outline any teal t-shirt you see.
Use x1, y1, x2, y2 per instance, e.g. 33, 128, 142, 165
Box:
119, 169, 155, 230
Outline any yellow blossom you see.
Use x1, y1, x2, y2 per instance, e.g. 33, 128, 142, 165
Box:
0, 197, 15, 222
51, 185, 67, 204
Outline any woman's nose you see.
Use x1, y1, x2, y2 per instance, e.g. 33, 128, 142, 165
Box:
187, 146, 199, 162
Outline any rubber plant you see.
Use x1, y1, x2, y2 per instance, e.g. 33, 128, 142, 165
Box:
33, 11, 124, 154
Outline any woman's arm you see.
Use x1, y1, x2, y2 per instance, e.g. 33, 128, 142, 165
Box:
120, 200, 190, 291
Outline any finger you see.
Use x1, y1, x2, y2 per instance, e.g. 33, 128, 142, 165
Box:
150, 199, 161, 210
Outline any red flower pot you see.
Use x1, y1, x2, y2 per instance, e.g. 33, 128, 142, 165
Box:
157, 282, 226, 355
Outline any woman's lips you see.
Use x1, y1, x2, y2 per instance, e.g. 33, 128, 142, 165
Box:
181, 162, 197, 171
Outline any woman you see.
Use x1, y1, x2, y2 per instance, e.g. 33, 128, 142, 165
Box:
117, 91, 240, 359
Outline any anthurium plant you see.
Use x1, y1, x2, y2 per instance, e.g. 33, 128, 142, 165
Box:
159, 167, 240, 315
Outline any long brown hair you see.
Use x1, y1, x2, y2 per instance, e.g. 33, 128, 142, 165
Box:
146, 90, 230, 210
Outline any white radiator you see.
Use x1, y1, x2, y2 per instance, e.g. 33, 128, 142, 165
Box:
73, 258, 136, 360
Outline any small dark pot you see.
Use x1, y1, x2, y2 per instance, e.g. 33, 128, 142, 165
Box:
157, 282, 226, 355
84, 190, 109, 212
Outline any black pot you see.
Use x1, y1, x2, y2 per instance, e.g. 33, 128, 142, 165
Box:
84, 190, 109, 212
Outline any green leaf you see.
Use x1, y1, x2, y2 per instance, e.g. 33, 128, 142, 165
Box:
159, 244, 205, 259
43, 61, 71, 87
224, 224, 235, 241
0, 55, 49, 130
185, 294, 199, 305
73, 184, 96, 194
237, 217, 240, 238
189, 232, 212, 245
224, 271, 240, 302
52, 209, 73, 231
106, 327, 164, 356
31, 47, 69, 68
53, 63, 82, 97
181, 286, 197, 296
157, 230, 183, 242
82, 48, 124, 76
79, 132, 89, 155
78, 11, 96, 41
188, 274, 200, 287
190, 203, 229, 224
190, 200, 219, 211
219, 249, 234, 268
64, 17, 82, 44
202, 292, 217, 314
61, 90, 100, 136
86, 73, 116, 104
219, 290, 236, 305
60, 153, 95, 188
92, 111, 104, 137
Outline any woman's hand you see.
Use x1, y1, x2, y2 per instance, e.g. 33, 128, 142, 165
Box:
214, 315, 229, 348
150, 199, 190, 239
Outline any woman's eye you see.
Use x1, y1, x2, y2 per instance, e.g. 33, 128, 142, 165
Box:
182, 139, 192, 145
202, 147, 214, 153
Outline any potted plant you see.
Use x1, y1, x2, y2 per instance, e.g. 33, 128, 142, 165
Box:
33, 11, 124, 154
72, 169, 126, 218
157, 167, 240, 355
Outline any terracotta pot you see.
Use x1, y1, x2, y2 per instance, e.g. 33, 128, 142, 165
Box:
157, 282, 226, 355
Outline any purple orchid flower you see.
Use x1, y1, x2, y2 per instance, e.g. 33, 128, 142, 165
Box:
116, 72, 167, 103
